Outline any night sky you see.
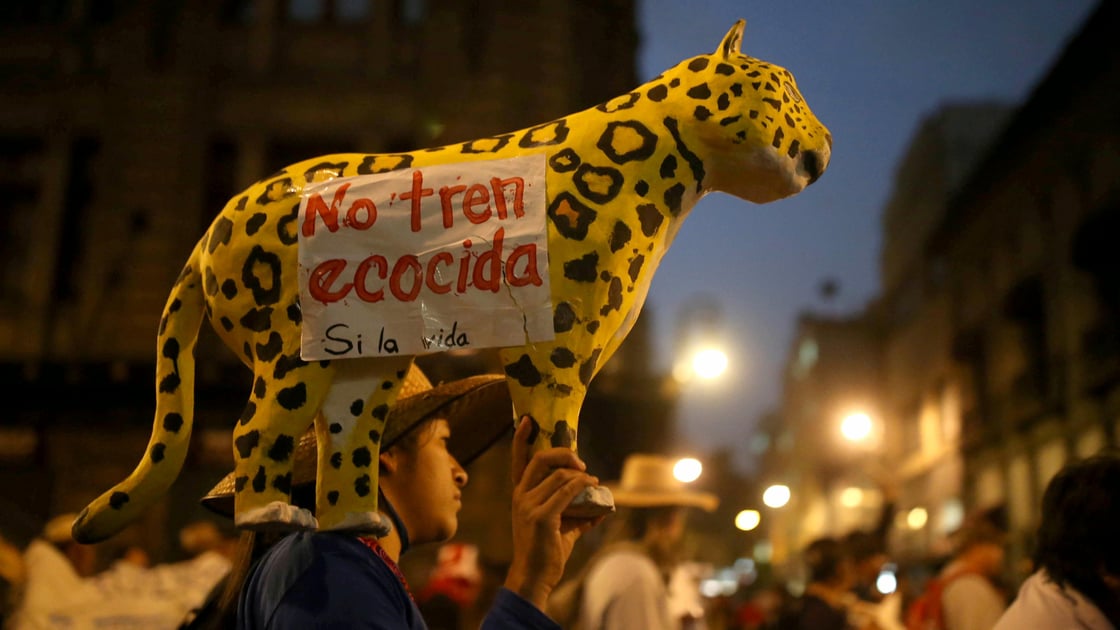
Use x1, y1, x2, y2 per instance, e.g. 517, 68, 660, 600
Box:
634, 0, 1100, 472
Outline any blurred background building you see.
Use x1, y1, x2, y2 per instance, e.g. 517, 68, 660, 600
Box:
760, 1, 1119, 588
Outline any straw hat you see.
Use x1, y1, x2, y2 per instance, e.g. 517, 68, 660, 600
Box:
606, 454, 718, 512
201, 365, 512, 517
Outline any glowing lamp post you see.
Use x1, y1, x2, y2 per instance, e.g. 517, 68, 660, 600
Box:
735, 509, 761, 531
762, 484, 790, 508
672, 299, 729, 384
840, 412, 873, 442
692, 348, 728, 380
673, 457, 703, 483
840, 486, 864, 508
673, 347, 729, 383
906, 507, 928, 530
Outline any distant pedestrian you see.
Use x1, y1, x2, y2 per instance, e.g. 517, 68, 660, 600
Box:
906, 506, 1008, 630
778, 537, 881, 630
549, 453, 718, 630
845, 467, 898, 604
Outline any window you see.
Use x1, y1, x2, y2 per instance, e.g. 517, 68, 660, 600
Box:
337, 0, 371, 21
286, 0, 371, 23
900, 400, 921, 456
399, 0, 424, 24
791, 337, 817, 380
220, 0, 254, 24
288, 0, 325, 22
54, 138, 102, 303
202, 140, 239, 233
0, 138, 45, 311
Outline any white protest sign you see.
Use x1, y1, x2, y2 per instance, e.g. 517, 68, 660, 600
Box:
297, 155, 554, 360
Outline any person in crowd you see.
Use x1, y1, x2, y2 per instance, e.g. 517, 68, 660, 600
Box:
193, 365, 603, 629
778, 537, 881, 630
842, 471, 904, 630
844, 470, 898, 604
906, 506, 1008, 630
10, 512, 226, 629
732, 581, 785, 630
939, 506, 1008, 630
551, 453, 718, 630
8, 512, 99, 629
993, 452, 1120, 629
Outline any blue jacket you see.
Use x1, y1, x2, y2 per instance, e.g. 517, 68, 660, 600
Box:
238, 531, 559, 630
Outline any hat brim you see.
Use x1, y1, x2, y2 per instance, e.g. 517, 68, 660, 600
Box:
605, 487, 719, 513
201, 374, 512, 518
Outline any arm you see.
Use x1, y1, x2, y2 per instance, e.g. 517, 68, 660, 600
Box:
484, 416, 603, 628
868, 461, 898, 546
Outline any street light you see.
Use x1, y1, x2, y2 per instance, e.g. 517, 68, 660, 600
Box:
906, 507, 928, 530
692, 348, 728, 380
840, 411, 873, 442
840, 486, 864, 508
735, 509, 761, 531
672, 297, 728, 384
673, 347, 729, 383
762, 484, 790, 508
673, 457, 702, 483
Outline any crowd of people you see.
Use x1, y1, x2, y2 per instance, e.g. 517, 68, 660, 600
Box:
0, 515, 235, 629
741, 453, 1120, 630
1, 360, 1117, 629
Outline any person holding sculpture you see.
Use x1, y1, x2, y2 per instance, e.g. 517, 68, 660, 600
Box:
191, 365, 602, 629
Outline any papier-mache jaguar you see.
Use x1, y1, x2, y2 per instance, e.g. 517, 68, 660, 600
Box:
73, 20, 830, 542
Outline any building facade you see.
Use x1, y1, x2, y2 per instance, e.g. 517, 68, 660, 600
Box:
765, 0, 1119, 577
0, 0, 651, 568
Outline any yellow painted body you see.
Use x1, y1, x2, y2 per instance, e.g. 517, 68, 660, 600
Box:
73, 21, 830, 542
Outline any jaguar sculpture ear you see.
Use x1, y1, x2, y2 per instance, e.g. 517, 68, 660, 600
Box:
718, 19, 745, 58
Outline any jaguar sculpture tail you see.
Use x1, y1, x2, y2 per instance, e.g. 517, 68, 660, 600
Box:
73, 242, 211, 542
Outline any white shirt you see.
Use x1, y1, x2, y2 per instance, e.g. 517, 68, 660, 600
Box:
580, 548, 674, 630
994, 570, 1115, 630
9, 539, 230, 630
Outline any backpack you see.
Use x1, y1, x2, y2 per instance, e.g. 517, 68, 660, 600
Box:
904, 569, 978, 630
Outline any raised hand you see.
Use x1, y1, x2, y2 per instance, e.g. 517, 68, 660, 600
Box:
504, 416, 604, 609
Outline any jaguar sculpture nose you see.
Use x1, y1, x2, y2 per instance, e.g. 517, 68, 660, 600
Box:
802, 132, 831, 185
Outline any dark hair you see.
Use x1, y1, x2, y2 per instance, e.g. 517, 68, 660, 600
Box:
805, 537, 845, 584
389, 416, 440, 456
955, 505, 1008, 553
844, 530, 883, 563
600, 505, 685, 576
603, 505, 681, 544
1033, 453, 1120, 611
